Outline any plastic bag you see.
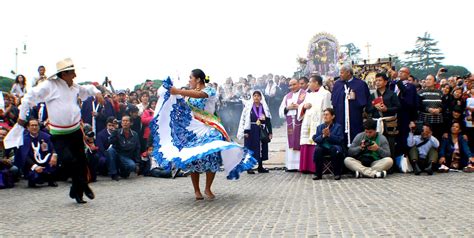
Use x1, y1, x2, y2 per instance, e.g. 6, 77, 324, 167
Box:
395, 155, 413, 173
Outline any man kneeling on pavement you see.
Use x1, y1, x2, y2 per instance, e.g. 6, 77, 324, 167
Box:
17, 119, 58, 187
107, 115, 140, 181
407, 122, 439, 175
344, 118, 393, 178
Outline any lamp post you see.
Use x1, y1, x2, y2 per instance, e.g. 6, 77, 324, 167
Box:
14, 42, 27, 75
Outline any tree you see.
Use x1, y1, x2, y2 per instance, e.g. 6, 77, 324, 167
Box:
409, 65, 470, 81
134, 79, 162, 91
404, 32, 444, 70
341, 43, 361, 64
0, 76, 14, 92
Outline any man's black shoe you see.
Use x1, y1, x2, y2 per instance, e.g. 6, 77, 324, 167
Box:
413, 161, 421, 175
75, 196, 87, 204
48, 181, 58, 187
111, 174, 120, 181
84, 185, 95, 200
257, 168, 269, 173
28, 181, 37, 188
425, 163, 434, 175
247, 170, 255, 174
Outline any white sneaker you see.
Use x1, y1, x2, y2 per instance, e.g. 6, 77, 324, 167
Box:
354, 171, 362, 178
375, 171, 387, 178
438, 164, 449, 173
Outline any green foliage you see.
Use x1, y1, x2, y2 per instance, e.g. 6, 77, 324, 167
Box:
341, 43, 362, 64
0, 76, 14, 92
134, 79, 162, 91
409, 65, 470, 80
404, 32, 444, 70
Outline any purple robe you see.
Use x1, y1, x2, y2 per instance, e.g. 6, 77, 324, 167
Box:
331, 77, 370, 145
284, 90, 306, 150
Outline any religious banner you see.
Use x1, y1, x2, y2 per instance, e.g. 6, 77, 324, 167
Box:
352, 58, 394, 89
298, 32, 340, 78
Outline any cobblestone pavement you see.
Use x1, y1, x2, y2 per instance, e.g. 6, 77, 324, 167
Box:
1, 171, 472, 237
1, 126, 473, 237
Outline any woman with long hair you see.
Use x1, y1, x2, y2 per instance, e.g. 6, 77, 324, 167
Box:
10, 74, 27, 98
151, 69, 255, 200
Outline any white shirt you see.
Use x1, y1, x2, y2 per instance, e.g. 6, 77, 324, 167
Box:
19, 77, 100, 127
10, 83, 26, 97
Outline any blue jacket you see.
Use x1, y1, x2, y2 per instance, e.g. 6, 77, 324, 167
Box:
439, 134, 472, 167
312, 122, 344, 146
96, 128, 111, 159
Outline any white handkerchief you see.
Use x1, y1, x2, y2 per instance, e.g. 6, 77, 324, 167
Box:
4, 124, 25, 149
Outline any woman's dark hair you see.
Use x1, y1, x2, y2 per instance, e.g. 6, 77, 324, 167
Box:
15, 74, 26, 85
191, 69, 209, 84
148, 99, 157, 109
441, 84, 452, 93
252, 91, 262, 97
140, 91, 149, 99
323, 108, 335, 116
451, 121, 462, 131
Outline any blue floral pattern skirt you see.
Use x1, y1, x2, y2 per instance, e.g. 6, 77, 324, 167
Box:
186, 152, 223, 173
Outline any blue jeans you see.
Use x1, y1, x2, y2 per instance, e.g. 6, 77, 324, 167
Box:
107, 147, 136, 178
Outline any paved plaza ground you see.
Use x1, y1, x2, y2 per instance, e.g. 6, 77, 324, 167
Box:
1, 126, 473, 236
1, 171, 472, 237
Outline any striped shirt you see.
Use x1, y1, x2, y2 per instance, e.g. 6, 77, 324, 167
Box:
418, 88, 443, 124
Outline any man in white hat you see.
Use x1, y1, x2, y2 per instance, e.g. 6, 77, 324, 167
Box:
18, 58, 105, 204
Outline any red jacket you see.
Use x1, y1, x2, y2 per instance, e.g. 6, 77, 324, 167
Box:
141, 108, 154, 139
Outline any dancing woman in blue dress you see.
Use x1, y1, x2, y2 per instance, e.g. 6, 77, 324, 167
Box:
151, 69, 256, 200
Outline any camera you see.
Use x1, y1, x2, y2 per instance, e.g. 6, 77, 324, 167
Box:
362, 139, 374, 148
86, 131, 95, 138
411, 121, 424, 135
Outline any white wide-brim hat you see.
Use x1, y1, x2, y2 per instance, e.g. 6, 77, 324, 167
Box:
55, 58, 75, 74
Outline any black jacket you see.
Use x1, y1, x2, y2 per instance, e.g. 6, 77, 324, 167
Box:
109, 128, 141, 160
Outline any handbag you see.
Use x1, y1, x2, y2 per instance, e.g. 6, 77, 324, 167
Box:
259, 125, 271, 143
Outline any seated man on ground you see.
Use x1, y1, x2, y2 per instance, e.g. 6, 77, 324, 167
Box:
312, 108, 344, 180
107, 115, 140, 181
20, 119, 57, 187
344, 118, 393, 178
407, 122, 439, 175
96, 116, 118, 176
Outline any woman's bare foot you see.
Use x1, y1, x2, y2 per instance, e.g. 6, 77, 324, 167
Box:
195, 191, 204, 200
204, 190, 215, 200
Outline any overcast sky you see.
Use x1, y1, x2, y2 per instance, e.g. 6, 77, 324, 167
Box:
0, 0, 472, 89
